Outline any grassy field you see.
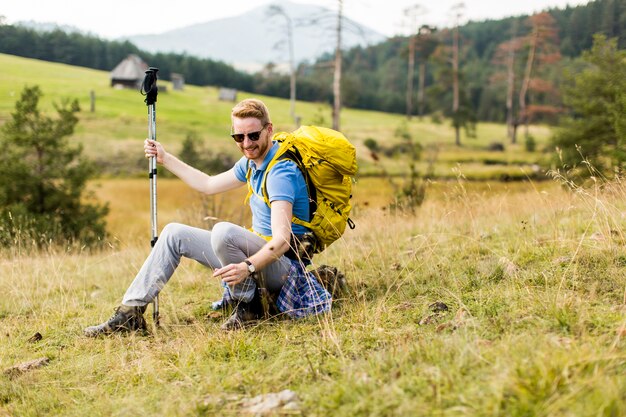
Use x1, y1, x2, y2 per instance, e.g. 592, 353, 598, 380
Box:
2, 175, 626, 416
0, 53, 553, 181
2, 53, 625, 416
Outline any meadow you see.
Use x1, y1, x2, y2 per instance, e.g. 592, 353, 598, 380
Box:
0, 53, 552, 180
1, 53, 626, 416
3, 175, 626, 416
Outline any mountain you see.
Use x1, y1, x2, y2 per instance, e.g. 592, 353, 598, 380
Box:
15, 20, 90, 36
122, 0, 385, 72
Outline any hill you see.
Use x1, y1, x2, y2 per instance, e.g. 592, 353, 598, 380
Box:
123, 0, 385, 73
0, 53, 553, 181
0, 0, 622, 122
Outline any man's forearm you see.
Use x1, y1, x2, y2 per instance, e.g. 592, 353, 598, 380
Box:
247, 236, 291, 271
161, 152, 213, 193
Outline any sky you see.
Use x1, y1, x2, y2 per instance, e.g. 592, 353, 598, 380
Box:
1, 0, 591, 39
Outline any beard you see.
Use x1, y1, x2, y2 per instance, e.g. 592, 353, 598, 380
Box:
240, 136, 270, 162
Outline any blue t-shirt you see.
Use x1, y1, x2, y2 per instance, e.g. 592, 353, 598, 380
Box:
234, 141, 310, 237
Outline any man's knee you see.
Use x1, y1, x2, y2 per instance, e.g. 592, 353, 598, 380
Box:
160, 222, 186, 239
211, 222, 239, 248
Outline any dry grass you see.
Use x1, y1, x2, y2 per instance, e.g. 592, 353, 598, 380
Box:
3, 176, 626, 416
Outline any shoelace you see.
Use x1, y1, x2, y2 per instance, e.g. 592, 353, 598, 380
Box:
105, 307, 124, 323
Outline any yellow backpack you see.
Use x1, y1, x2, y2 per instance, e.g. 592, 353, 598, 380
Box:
246, 125, 357, 254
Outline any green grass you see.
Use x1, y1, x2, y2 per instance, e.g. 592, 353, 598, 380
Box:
0, 53, 553, 181
2, 177, 626, 416
3, 53, 623, 416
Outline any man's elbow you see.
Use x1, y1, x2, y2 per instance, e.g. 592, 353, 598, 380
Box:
267, 236, 292, 257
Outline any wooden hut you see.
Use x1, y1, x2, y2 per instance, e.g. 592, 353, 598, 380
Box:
110, 54, 148, 89
171, 73, 185, 91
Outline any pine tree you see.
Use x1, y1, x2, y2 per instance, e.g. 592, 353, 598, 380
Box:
0, 86, 109, 247
552, 35, 626, 177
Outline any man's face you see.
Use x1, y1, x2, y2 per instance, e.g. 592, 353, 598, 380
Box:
231, 117, 273, 163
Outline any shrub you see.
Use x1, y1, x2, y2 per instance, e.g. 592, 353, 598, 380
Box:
179, 132, 235, 174
552, 35, 626, 177
0, 86, 108, 247
363, 138, 380, 152
525, 135, 537, 152
488, 142, 505, 152
387, 123, 434, 213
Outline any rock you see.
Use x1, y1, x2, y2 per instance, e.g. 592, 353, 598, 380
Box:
206, 311, 223, 320
436, 322, 454, 332
553, 256, 572, 265
590, 232, 605, 241
27, 332, 43, 343
477, 339, 493, 346
241, 389, 300, 415
454, 308, 469, 321
428, 301, 449, 313
419, 302, 451, 326
419, 313, 443, 326
283, 401, 300, 410
201, 394, 238, 407
90, 289, 103, 299
4, 357, 49, 378
396, 302, 414, 311
499, 257, 518, 277
434, 308, 472, 333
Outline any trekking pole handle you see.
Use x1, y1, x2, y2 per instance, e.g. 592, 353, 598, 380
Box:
141, 67, 159, 106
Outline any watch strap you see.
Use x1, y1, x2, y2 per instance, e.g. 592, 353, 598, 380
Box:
244, 259, 255, 274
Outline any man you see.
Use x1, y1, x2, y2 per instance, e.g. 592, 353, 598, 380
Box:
84, 98, 315, 336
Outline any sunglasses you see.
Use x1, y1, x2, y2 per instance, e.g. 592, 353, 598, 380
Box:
231, 125, 267, 143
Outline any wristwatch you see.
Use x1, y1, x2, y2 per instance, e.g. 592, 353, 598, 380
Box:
243, 259, 256, 275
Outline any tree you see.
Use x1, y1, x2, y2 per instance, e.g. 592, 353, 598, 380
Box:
406, 22, 417, 120
403, 4, 426, 120
491, 22, 524, 142
450, 2, 469, 146
0, 86, 108, 247
415, 25, 439, 117
332, 0, 344, 130
427, 33, 476, 142
267, 5, 298, 126
517, 12, 561, 141
427, 7, 476, 146
552, 35, 626, 176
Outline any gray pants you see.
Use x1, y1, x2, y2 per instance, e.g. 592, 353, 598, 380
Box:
122, 222, 292, 306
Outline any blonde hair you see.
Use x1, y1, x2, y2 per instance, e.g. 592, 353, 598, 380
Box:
231, 98, 271, 126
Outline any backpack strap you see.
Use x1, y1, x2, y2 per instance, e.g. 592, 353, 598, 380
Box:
259, 146, 316, 229
244, 156, 285, 207
244, 137, 317, 244
244, 137, 289, 206
244, 159, 253, 205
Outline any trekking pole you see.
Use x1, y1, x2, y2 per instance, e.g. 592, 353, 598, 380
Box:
141, 67, 160, 326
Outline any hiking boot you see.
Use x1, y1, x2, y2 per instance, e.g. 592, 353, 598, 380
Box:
84, 305, 147, 337
220, 297, 263, 331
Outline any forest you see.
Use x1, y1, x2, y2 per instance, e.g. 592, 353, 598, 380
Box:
0, 0, 623, 126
